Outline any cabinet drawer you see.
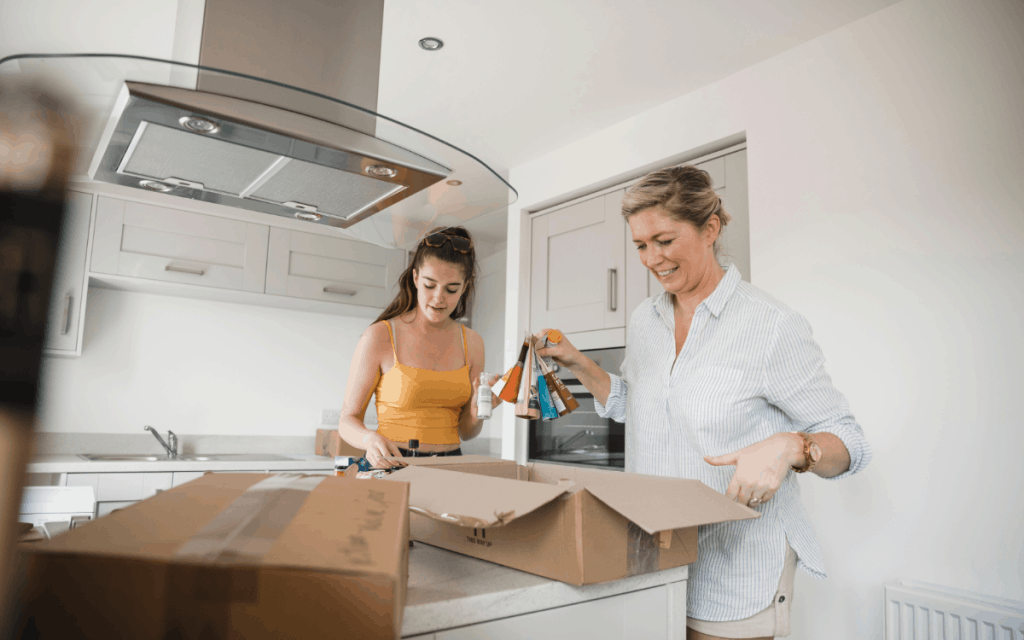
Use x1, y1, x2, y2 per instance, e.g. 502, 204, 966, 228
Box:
265, 227, 404, 307
91, 196, 269, 293
171, 471, 207, 487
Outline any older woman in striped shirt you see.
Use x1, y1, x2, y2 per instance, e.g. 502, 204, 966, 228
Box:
536, 165, 872, 640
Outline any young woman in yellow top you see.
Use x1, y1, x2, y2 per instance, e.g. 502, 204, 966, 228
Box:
338, 227, 501, 468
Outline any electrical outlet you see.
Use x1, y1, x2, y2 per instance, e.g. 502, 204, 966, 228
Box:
321, 409, 342, 426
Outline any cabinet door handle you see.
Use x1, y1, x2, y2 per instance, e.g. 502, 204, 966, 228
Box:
323, 285, 357, 296
165, 264, 206, 276
608, 268, 618, 312
61, 293, 72, 335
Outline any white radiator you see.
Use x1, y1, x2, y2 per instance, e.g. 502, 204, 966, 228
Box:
885, 579, 1024, 640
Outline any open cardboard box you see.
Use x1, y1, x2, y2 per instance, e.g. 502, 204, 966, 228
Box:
314, 427, 365, 457
16, 472, 410, 640
377, 455, 758, 585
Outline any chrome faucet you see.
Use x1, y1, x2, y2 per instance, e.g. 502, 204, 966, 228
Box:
144, 426, 178, 459
554, 429, 593, 453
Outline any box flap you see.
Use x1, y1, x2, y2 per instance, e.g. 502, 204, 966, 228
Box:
381, 465, 568, 528
581, 474, 759, 535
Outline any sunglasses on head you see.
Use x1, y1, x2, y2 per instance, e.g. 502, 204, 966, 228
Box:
423, 230, 473, 253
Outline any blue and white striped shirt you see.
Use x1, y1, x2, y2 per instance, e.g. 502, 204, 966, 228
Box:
595, 264, 872, 622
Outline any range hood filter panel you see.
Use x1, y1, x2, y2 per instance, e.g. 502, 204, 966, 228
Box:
250, 158, 405, 219
121, 123, 280, 195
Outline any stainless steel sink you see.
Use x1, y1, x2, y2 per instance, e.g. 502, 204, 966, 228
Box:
78, 453, 297, 462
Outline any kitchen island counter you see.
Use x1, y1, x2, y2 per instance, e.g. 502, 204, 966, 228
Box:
404, 543, 688, 639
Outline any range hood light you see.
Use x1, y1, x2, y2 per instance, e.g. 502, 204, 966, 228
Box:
366, 165, 398, 178
418, 37, 444, 51
178, 116, 221, 134
139, 179, 173, 192
446, 179, 462, 186
294, 212, 322, 222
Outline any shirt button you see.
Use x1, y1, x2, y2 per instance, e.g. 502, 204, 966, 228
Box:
778, 596, 786, 603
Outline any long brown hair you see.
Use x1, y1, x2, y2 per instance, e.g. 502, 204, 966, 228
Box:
620, 165, 732, 259
373, 226, 477, 325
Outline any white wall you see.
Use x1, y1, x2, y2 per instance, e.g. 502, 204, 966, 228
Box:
38, 288, 375, 436
504, 0, 1024, 637
472, 246, 507, 440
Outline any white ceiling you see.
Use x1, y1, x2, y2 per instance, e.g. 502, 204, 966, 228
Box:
1, 0, 899, 246
377, 0, 900, 176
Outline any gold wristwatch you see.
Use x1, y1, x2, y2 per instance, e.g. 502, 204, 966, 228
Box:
793, 432, 822, 474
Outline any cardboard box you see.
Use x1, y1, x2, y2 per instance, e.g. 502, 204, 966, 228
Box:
381, 457, 758, 585
315, 428, 365, 457
17, 472, 410, 639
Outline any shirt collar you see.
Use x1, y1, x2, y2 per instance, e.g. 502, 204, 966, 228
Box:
652, 264, 742, 326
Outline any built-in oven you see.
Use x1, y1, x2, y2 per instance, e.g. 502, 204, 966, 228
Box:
528, 347, 626, 471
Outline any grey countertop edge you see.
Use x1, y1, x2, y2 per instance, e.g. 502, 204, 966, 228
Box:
27, 454, 336, 474
402, 543, 688, 636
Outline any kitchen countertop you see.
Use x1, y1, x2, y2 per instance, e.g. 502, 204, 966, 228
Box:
403, 543, 688, 637
26, 454, 336, 474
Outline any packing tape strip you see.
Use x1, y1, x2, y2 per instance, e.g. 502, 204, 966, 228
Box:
175, 473, 326, 563
626, 521, 660, 576
164, 472, 327, 639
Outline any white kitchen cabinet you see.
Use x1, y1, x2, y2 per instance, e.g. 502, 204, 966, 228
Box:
171, 471, 207, 487
66, 472, 172, 517
43, 190, 93, 357
530, 189, 626, 341
431, 582, 682, 640
96, 500, 138, 518
265, 227, 405, 308
91, 196, 269, 293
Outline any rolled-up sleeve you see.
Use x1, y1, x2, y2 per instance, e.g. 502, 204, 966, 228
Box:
594, 373, 628, 423
594, 347, 630, 423
763, 312, 872, 480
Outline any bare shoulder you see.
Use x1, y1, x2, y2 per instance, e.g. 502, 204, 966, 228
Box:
360, 321, 394, 365
462, 325, 485, 361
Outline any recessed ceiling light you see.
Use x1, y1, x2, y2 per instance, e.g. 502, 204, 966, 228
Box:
139, 179, 173, 192
418, 37, 444, 51
294, 212, 322, 222
366, 165, 398, 178
178, 116, 220, 134
446, 179, 462, 186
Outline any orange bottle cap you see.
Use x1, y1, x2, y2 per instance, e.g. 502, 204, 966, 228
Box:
547, 329, 563, 344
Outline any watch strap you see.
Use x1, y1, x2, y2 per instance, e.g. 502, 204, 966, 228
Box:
793, 432, 818, 474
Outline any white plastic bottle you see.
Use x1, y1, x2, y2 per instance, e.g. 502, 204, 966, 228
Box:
477, 371, 493, 419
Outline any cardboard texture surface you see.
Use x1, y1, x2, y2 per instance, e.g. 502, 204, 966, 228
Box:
315, 428, 364, 457
379, 457, 757, 585
384, 466, 568, 528
17, 472, 410, 639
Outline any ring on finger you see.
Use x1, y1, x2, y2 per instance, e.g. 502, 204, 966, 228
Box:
748, 497, 762, 506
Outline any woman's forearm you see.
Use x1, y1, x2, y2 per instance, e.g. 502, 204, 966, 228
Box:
338, 415, 374, 450
567, 356, 612, 406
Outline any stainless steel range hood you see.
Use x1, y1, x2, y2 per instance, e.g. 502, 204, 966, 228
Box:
0, 0, 515, 249
90, 80, 450, 230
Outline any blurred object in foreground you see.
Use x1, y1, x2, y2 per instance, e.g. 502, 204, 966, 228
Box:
0, 76, 74, 639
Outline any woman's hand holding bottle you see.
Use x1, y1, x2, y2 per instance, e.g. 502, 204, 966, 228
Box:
533, 329, 582, 370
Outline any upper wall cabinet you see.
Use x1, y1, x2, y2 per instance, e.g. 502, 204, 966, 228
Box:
91, 196, 269, 293
530, 189, 626, 340
43, 191, 93, 357
265, 228, 405, 308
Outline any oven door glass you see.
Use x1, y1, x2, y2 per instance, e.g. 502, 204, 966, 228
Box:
528, 347, 625, 470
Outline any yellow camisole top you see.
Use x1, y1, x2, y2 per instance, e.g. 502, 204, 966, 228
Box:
372, 320, 472, 445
